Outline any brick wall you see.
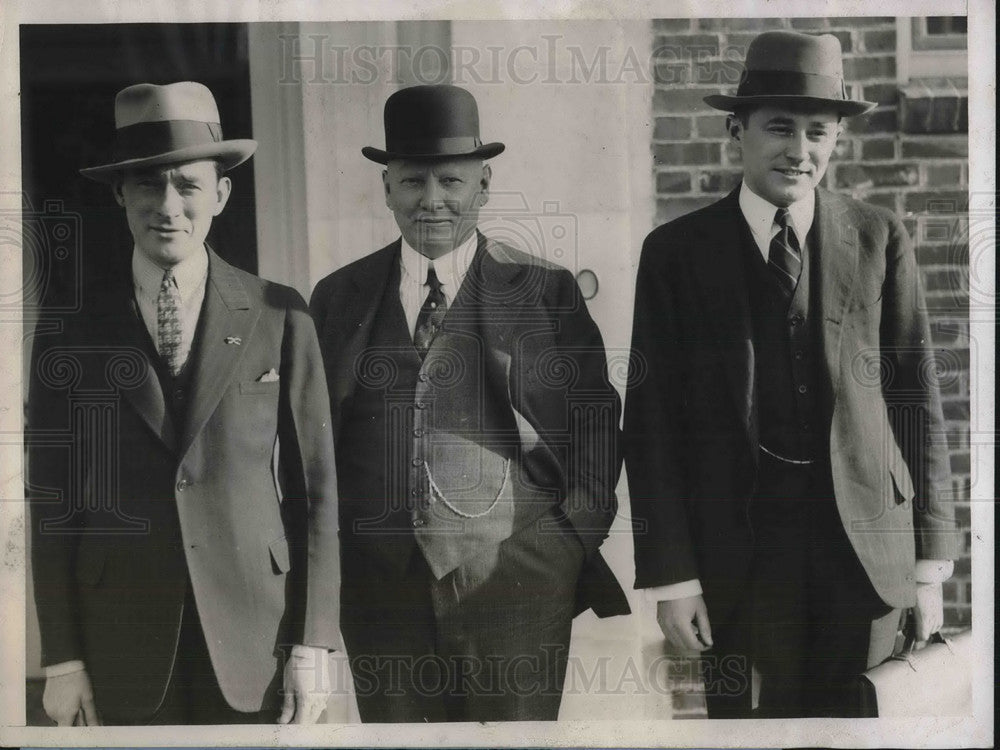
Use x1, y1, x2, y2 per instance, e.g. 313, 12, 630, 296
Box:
648, 16, 971, 718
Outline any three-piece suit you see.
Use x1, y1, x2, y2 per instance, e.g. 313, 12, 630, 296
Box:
625, 187, 961, 715
310, 231, 629, 721
28, 248, 340, 723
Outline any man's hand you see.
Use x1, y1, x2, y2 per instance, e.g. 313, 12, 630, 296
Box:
913, 582, 944, 641
42, 669, 100, 726
278, 645, 333, 725
656, 595, 714, 652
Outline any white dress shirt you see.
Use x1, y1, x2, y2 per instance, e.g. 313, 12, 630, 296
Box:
398, 232, 478, 338
131, 244, 209, 367
646, 185, 952, 603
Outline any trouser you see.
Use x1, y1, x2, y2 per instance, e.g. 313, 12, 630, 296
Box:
342, 511, 583, 722
143, 581, 271, 725
703, 451, 900, 718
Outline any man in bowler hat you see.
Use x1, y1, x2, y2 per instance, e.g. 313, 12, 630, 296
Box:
625, 31, 961, 717
28, 82, 340, 725
310, 84, 629, 722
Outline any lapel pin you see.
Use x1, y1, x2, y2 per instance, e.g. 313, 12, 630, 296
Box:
225, 336, 242, 345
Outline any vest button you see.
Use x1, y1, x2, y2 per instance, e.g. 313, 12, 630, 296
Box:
413, 428, 424, 437
797, 384, 808, 394
794, 350, 804, 360
790, 315, 803, 326
419, 373, 429, 382
412, 518, 426, 528
415, 402, 426, 410
411, 457, 423, 467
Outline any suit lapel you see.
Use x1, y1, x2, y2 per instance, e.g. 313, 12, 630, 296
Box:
690, 190, 755, 439
109, 274, 178, 451
178, 249, 260, 457
328, 241, 401, 436
811, 188, 859, 397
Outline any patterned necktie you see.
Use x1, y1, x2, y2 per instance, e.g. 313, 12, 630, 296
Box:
413, 265, 447, 359
768, 207, 802, 297
157, 268, 184, 376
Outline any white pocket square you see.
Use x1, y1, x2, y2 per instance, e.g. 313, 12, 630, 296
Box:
258, 368, 280, 383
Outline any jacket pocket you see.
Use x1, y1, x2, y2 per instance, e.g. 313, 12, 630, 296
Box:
240, 379, 281, 396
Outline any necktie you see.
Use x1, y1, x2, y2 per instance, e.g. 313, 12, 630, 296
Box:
413, 266, 447, 359
157, 269, 184, 375
768, 207, 802, 297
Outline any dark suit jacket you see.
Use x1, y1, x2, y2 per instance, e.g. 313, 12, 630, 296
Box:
27, 248, 340, 721
310, 232, 629, 618
624, 187, 962, 624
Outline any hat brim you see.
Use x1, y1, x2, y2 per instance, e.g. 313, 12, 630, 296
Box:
79, 140, 258, 183
703, 94, 876, 117
361, 142, 505, 165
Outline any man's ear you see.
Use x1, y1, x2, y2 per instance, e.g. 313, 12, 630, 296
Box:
112, 180, 126, 207
478, 163, 492, 207
726, 114, 743, 141
382, 169, 391, 207
212, 175, 233, 216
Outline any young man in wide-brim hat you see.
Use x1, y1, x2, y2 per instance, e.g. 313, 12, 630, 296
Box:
310, 83, 629, 722
625, 30, 961, 718
28, 81, 341, 725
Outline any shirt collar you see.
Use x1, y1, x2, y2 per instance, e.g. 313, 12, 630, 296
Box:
399, 231, 478, 292
131, 243, 209, 301
738, 182, 815, 246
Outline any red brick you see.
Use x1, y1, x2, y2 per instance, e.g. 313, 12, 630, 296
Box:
901, 137, 968, 158
695, 113, 729, 137
942, 579, 960, 603
861, 192, 899, 211
831, 139, 855, 161
692, 58, 744, 86
836, 163, 919, 189
653, 141, 722, 166
654, 61, 692, 86
954, 503, 971, 528
943, 606, 971, 627
653, 34, 721, 56
919, 243, 969, 266
848, 107, 897, 133
655, 86, 729, 115
842, 55, 896, 81
654, 116, 693, 140
861, 137, 896, 159
950, 451, 971, 475
904, 191, 968, 214
925, 163, 964, 186
698, 170, 742, 194
901, 91, 968, 134
824, 29, 853, 53
863, 29, 897, 53
863, 83, 899, 106
699, 18, 788, 31
656, 170, 693, 193
653, 18, 692, 32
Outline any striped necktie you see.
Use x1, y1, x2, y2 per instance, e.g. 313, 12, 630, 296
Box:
413, 265, 447, 360
157, 268, 184, 376
768, 207, 802, 297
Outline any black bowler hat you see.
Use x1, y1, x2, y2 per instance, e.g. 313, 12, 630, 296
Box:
703, 30, 876, 117
362, 84, 505, 164
80, 82, 257, 183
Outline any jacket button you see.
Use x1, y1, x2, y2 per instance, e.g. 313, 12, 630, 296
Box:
412, 457, 422, 467
412, 518, 426, 528
415, 402, 426, 410
797, 385, 808, 394
176, 479, 189, 492
418, 373, 429, 382
413, 428, 424, 437
794, 350, 804, 360
790, 315, 803, 326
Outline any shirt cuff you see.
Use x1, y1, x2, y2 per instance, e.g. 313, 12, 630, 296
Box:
45, 660, 86, 678
291, 644, 332, 660
643, 578, 704, 602
915, 559, 954, 584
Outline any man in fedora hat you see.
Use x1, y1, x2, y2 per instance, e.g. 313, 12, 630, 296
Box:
310, 83, 629, 722
27, 82, 340, 725
625, 30, 960, 717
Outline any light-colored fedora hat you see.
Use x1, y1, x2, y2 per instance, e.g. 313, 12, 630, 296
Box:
703, 30, 876, 117
80, 81, 258, 182
362, 84, 504, 164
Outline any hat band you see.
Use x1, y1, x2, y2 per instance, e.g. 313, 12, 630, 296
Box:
384, 135, 484, 157
737, 70, 848, 101
113, 120, 223, 161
